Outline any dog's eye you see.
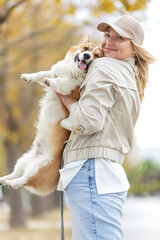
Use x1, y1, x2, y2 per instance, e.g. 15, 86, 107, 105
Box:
95, 54, 100, 58
84, 47, 89, 51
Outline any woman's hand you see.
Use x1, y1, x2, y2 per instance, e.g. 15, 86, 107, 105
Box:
53, 90, 77, 112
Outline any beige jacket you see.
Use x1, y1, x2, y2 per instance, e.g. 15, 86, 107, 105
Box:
61, 57, 140, 166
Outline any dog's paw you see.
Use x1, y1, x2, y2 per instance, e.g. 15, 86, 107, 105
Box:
3, 182, 12, 189
42, 78, 51, 87
0, 177, 6, 185
4, 180, 20, 189
21, 74, 34, 83
0, 180, 12, 189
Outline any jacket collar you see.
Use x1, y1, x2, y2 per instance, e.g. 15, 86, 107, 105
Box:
122, 57, 138, 74
123, 57, 135, 65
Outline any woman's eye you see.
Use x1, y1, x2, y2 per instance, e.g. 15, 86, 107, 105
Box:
117, 36, 123, 40
84, 47, 89, 51
105, 34, 110, 37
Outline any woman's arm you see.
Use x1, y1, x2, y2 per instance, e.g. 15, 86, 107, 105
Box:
55, 66, 119, 135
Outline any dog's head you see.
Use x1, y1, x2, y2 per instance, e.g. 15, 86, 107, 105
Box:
65, 35, 103, 71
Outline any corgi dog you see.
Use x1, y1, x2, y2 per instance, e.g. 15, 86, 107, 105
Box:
0, 36, 103, 195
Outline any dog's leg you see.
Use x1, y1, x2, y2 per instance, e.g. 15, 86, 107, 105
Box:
21, 71, 53, 85
0, 149, 34, 184
3, 153, 53, 190
42, 77, 76, 95
3, 175, 29, 189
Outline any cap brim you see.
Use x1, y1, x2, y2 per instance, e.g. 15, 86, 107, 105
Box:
97, 22, 131, 39
131, 39, 142, 47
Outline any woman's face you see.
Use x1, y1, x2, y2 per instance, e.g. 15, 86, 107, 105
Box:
101, 27, 135, 60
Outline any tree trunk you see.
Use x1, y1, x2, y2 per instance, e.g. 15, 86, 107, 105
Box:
5, 143, 26, 227
31, 190, 59, 216
0, 28, 26, 227
8, 189, 25, 227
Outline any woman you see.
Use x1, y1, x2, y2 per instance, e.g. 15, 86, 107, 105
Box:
56, 15, 155, 240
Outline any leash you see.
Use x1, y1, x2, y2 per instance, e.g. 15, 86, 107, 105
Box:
59, 135, 71, 240
60, 155, 65, 240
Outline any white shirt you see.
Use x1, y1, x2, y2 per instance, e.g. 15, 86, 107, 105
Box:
57, 159, 130, 194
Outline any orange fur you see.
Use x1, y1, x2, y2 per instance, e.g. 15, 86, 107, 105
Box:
68, 85, 80, 100
24, 85, 81, 194
69, 42, 103, 59
24, 119, 69, 194
24, 84, 82, 194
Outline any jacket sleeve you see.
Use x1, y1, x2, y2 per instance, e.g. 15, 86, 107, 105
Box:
61, 66, 120, 135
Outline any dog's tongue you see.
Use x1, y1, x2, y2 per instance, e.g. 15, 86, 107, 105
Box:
78, 60, 87, 70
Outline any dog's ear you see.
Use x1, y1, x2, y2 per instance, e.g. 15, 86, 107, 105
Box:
79, 35, 90, 44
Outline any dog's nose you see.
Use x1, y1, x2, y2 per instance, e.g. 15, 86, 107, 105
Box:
83, 53, 91, 60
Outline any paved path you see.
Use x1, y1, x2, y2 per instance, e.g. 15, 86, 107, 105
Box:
0, 195, 160, 240
122, 196, 160, 240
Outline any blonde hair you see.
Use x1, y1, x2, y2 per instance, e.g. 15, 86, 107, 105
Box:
131, 41, 156, 102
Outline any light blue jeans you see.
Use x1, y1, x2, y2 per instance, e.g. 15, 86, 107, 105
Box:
65, 158, 127, 240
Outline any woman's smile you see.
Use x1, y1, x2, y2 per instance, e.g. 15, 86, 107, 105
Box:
104, 47, 117, 52
101, 27, 135, 60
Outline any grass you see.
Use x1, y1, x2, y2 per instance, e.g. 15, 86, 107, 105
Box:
0, 206, 72, 240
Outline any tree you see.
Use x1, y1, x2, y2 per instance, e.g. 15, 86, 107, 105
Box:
0, 0, 27, 25
0, 0, 151, 227
0, 0, 79, 227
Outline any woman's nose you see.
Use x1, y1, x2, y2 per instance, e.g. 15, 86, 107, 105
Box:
105, 37, 113, 44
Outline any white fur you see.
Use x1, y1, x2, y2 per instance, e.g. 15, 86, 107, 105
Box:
0, 41, 102, 195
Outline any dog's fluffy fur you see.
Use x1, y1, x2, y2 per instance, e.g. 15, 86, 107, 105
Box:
0, 36, 103, 195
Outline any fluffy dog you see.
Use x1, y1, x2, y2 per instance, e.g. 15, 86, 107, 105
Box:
0, 36, 103, 195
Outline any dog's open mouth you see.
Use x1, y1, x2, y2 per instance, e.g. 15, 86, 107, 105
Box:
75, 54, 88, 70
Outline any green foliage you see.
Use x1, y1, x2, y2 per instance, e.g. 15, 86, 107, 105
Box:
141, 158, 160, 173
127, 159, 160, 195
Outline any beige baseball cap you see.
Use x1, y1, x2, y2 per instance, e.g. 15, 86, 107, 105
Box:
97, 15, 144, 46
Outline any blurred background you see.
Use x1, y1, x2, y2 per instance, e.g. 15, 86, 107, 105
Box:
0, 0, 160, 239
